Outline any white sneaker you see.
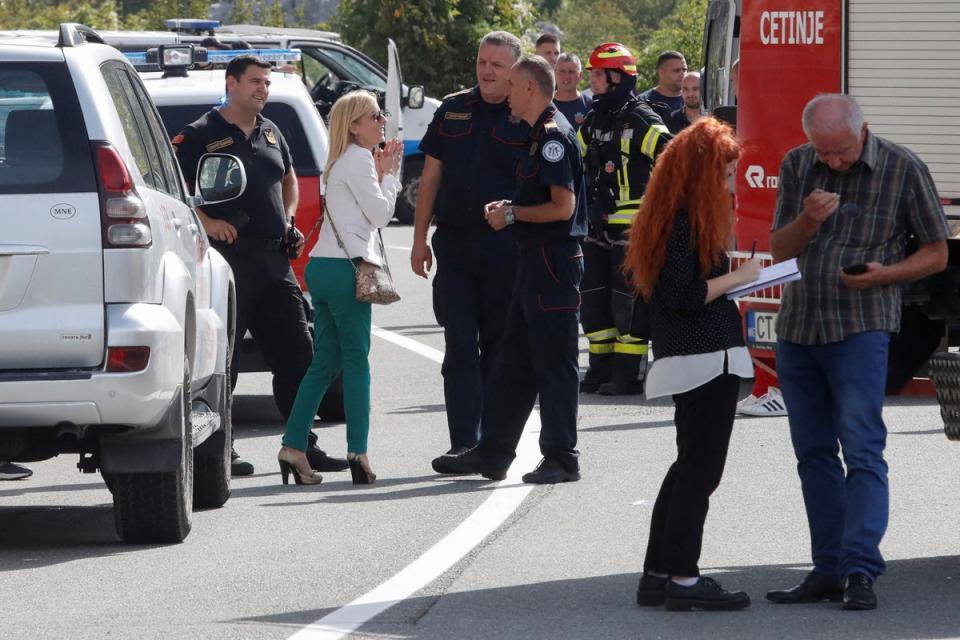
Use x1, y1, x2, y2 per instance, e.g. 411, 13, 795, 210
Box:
739, 387, 788, 417
736, 394, 761, 414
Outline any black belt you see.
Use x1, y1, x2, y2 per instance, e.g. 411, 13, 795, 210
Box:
214, 237, 286, 251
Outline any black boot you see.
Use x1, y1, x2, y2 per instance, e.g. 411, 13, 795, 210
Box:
580, 350, 613, 393
597, 351, 646, 396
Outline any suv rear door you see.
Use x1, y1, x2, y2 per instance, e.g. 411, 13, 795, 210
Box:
0, 60, 103, 369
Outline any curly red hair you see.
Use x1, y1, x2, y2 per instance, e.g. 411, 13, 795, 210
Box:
624, 117, 742, 298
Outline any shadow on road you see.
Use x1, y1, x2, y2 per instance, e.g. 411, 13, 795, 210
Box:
229, 473, 501, 504
231, 556, 960, 639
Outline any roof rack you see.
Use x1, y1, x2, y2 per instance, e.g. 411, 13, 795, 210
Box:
57, 23, 105, 47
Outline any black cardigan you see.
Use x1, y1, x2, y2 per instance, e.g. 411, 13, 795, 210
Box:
648, 210, 745, 358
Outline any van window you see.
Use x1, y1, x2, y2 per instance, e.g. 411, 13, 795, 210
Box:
155, 103, 320, 177
0, 63, 95, 194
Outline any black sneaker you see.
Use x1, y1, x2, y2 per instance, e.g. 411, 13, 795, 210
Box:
431, 447, 507, 480
521, 458, 580, 484
0, 461, 32, 480
636, 573, 669, 606
665, 577, 751, 611
305, 444, 349, 472
230, 448, 254, 477
842, 572, 877, 611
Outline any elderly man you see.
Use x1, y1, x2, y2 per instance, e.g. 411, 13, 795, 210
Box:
766, 94, 948, 610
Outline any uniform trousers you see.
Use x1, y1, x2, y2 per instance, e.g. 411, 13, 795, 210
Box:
476, 239, 583, 472
431, 225, 518, 449
216, 241, 313, 419
283, 258, 372, 454
776, 331, 890, 581
643, 372, 739, 576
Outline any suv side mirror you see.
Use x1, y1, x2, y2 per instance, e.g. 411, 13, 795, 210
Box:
407, 85, 425, 109
193, 153, 247, 205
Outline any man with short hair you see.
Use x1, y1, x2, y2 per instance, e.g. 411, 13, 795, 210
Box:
433, 54, 587, 484
535, 33, 561, 68
765, 94, 949, 611
639, 50, 687, 116
173, 55, 347, 476
667, 71, 703, 134
412, 33, 529, 465
554, 52, 592, 132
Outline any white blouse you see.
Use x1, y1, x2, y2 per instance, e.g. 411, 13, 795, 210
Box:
311, 143, 400, 266
644, 346, 754, 399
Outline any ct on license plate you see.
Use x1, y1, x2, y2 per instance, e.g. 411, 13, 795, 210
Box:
747, 311, 778, 345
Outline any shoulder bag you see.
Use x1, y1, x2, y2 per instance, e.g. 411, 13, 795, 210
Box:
322, 198, 401, 306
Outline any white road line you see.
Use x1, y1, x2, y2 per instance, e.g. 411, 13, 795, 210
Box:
288, 326, 540, 640
384, 244, 411, 251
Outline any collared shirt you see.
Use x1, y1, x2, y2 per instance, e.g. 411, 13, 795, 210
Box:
554, 92, 592, 132
419, 86, 528, 227
173, 108, 292, 239
773, 132, 949, 345
511, 105, 587, 249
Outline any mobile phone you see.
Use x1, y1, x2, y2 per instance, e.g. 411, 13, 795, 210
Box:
842, 263, 867, 275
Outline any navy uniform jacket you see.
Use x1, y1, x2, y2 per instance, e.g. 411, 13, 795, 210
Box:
419, 86, 528, 227
511, 106, 587, 249
173, 108, 293, 239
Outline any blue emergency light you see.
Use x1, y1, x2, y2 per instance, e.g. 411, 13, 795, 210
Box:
163, 19, 221, 32
123, 47, 301, 71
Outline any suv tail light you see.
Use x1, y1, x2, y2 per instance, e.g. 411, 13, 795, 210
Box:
106, 346, 150, 373
93, 142, 152, 248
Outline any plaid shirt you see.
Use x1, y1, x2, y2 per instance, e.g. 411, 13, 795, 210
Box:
773, 132, 949, 345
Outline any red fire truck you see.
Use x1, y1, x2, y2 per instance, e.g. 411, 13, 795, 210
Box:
701, 0, 960, 433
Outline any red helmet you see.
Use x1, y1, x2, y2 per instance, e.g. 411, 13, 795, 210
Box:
586, 42, 637, 76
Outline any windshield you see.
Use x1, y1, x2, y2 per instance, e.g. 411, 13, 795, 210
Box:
319, 48, 385, 90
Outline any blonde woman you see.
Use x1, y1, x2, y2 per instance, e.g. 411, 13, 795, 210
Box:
278, 90, 402, 485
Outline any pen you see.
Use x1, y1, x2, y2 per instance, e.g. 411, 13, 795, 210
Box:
750, 240, 757, 259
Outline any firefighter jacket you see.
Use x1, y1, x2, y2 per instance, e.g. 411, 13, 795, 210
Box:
578, 96, 671, 234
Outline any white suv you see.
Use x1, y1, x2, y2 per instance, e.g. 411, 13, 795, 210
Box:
0, 24, 237, 544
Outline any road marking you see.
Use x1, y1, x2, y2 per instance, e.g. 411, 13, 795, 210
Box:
385, 244, 411, 251
288, 326, 540, 640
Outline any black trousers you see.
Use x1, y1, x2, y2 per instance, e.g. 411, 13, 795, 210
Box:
643, 372, 739, 576
215, 242, 313, 421
477, 239, 584, 472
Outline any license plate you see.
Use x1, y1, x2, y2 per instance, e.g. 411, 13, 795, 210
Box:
746, 311, 778, 345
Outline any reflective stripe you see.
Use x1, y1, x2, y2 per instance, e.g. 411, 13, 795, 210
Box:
586, 328, 618, 341
577, 128, 587, 155
607, 212, 635, 224
619, 134, 631, 202
589, 343, 616, 354
614, 342, 649, 355
640, 124, 669, 159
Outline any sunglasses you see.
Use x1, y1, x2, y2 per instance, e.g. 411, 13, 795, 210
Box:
370, 110, 388, 121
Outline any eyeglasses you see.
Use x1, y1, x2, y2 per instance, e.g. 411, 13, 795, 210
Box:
371, 110, 388, 121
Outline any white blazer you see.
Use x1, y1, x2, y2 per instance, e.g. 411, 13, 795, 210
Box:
311, 143, 401, 266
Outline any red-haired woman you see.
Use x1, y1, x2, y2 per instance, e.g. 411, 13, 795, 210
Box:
623, 118, 761, 611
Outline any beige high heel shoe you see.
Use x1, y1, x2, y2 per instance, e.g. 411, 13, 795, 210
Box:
278, 447, 323, 485
347, 452, 376, 485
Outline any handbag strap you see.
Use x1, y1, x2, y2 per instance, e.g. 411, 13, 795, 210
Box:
322, 177, 392, 276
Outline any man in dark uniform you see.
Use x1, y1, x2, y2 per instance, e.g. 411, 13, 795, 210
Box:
173, 55, 346, 476
411, 32, 528, 463
578, 42, 672, 395
433, 55, 587, 484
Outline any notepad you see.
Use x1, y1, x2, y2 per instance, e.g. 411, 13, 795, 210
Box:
726, 258, 801, 299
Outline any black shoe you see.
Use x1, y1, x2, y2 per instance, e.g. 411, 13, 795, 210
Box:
431, 447, 507, 480
665, 577, 751, 611
842, 572, 877, 611
305, 444, 349, 472
0, 461, 32, 480
521, 457, 580, 484
765, 571, 843, 604
597, 378, 644, 396
230, 448, 254, 477
579, 376, 608, 393
636, 573, 669, 606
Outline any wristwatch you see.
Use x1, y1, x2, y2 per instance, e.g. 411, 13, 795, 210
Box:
503, 206, 516, 225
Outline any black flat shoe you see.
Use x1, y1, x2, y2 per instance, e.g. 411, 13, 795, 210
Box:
431, 446, 507, 480
306, 444, 349, 472
665, 577, 751, 611
231, 448, 254, 477
521, 457, 580, 484
636, 573, 669, 606
842, 572, 877, 611
766, 571, 843, 604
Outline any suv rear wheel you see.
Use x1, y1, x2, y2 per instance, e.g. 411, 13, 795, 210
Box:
112, 357, 194, 543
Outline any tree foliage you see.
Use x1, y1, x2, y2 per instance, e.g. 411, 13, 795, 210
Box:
333, 0, 537, 97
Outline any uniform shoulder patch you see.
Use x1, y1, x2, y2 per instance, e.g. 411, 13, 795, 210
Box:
541, 139, 565, 163
442, 88, 472, 101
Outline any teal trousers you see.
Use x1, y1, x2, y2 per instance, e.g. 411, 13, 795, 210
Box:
283, 257, 372, 454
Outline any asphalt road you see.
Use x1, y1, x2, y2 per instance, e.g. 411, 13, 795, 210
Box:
3, 226, 960, 640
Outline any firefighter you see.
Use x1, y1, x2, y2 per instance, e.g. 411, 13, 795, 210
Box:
578, 43, 672, 395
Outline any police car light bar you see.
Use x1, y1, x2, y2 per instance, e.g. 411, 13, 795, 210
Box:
206, 49, 302, 64
164, 19, 221, 32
